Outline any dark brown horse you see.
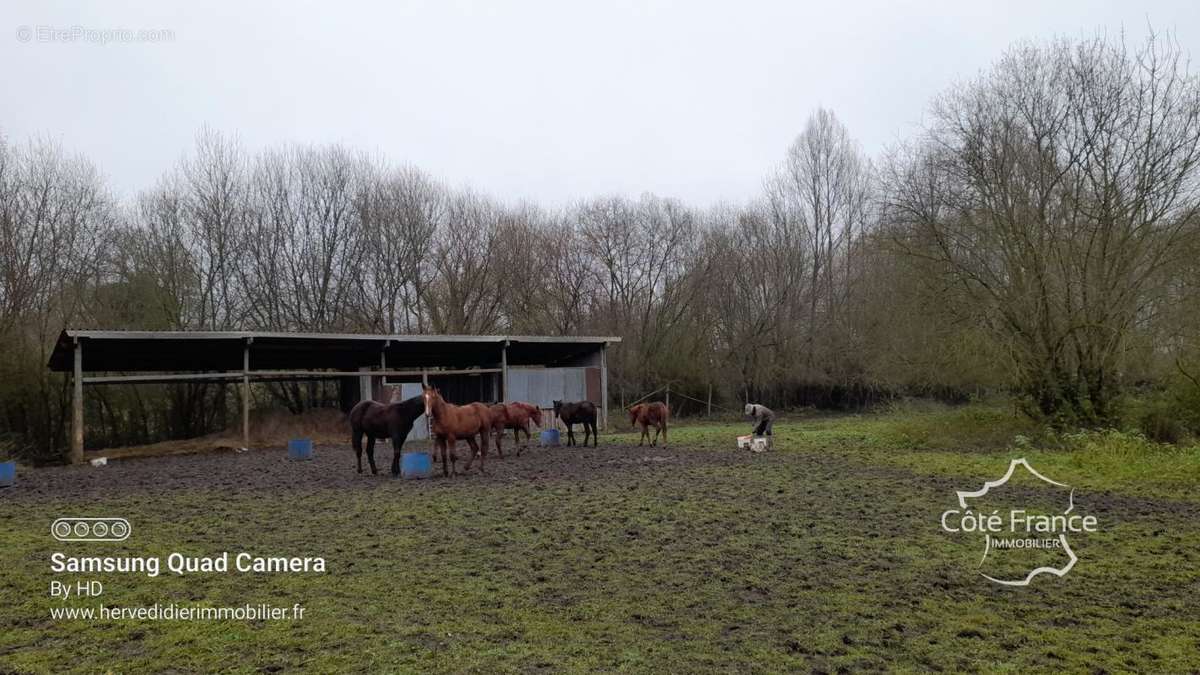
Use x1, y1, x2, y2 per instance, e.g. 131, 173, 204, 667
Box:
422, 386, 492, 476
553, 399, 598, 447
629, 402, 669, 447
487, 402, 543, 457
348, 395, 425, 475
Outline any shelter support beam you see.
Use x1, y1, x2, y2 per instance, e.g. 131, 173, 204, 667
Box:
501, 341, 509, 402
242, 339, 251, 450
601, 342, 609, 430
359, 366, 371, 402
70, 339, 83, 464
80, 368, 503, 385
379, 340, 390, 391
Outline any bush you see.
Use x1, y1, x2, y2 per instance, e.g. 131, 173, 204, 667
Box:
1126, 379, 1200, 445
0, 432, 17, 462
1138, 407, 1186, 444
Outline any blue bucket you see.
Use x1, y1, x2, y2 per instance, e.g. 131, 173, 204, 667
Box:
540, 428, 560, 447
287, 439, 313, 461
0, 461, 14, 488
400, 451, 432, 479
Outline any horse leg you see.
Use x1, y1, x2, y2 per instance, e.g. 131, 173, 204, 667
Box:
515, 426, 524, 456
567, 423, 576, 446
639, 424, 647, 446
661, 422, 668, 446
584, 422, 591, 447
366, 437, 379, 474
462, 434, 476, 473
353, 429, 365, 474
590, 421, 599, 447
493, 426, 504, 459
391, 424, 410, 476
465, 436, 485, 474
447, 435, 459, 476
435, 437, 448, 477
472, 422, 482, 470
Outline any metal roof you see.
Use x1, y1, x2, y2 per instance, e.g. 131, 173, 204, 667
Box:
48, 330, 619, 373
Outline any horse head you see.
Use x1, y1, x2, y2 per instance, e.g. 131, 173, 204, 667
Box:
628, 404, 642, 426
422, 386, 442, 419
552, 400, 562, 416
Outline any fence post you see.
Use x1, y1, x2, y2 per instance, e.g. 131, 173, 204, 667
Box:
707, 383, 712, 417
666, 383, 671, 415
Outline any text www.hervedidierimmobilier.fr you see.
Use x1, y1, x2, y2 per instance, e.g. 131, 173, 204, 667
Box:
50, 602, 306, 621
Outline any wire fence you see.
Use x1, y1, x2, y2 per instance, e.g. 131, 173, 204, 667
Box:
624, 382, 742, 418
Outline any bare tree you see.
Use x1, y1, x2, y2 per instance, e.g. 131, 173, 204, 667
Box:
886, 33, 1200, 423
242, 144, 369, 333
0, 135, 111, 458
423, 189, 505, 333
356, 164, 443, 333
706, 201, 811, 398
767, 108, 874, 370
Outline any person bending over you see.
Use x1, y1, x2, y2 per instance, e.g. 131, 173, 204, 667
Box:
744, 403, 775, 439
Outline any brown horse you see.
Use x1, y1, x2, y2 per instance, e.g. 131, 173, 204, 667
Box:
629, 402, 669, 447
422, 386, 492, 476
487, 401, 543, 457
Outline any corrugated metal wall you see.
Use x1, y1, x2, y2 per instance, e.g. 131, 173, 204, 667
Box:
374, 368, 599, 440
506, 367, 596, 407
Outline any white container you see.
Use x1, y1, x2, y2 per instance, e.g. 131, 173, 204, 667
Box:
89, 457, 108, 467
737, 435, 770, 452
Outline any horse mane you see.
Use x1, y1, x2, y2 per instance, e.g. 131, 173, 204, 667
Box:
395, 395, 425, 416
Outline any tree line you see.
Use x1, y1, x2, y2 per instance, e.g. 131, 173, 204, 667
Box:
3, 33, 1199, 460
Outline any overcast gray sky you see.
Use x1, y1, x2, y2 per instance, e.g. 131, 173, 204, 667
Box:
3, 1, 1198, 206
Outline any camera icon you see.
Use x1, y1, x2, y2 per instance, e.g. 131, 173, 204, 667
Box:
51, 518, 131, 542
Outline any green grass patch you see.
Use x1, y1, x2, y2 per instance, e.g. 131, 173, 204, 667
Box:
622, 401, 1200, 502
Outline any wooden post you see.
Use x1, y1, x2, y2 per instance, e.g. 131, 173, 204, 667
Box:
501, 341, 509, 403
70, 338, 84, 464
421, 370, 430, 437
707, 383, 713, 417
379, 340, 390, 395
600, 342, 609, 430
358, 366, 371, 403
242, 339, 251, 450
665, 382, 671, 416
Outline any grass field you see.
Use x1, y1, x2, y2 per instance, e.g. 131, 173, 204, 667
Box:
2, 403, 1198, 673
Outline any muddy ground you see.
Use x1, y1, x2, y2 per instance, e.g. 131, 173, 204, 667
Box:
3, 431, 1199, 672
6, 438, 760, 502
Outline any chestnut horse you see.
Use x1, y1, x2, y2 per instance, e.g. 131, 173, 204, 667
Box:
554, 399, 598, 447
629, 402, 669, 447
487, 402, 543, 457
348, 395, 425, 475
422, 386, 492, 476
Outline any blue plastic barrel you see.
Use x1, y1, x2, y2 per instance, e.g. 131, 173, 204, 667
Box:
400, 451, 432, 479
0, 461, 14, 487
540, 428, 561, 447
287, 439, 314, 461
